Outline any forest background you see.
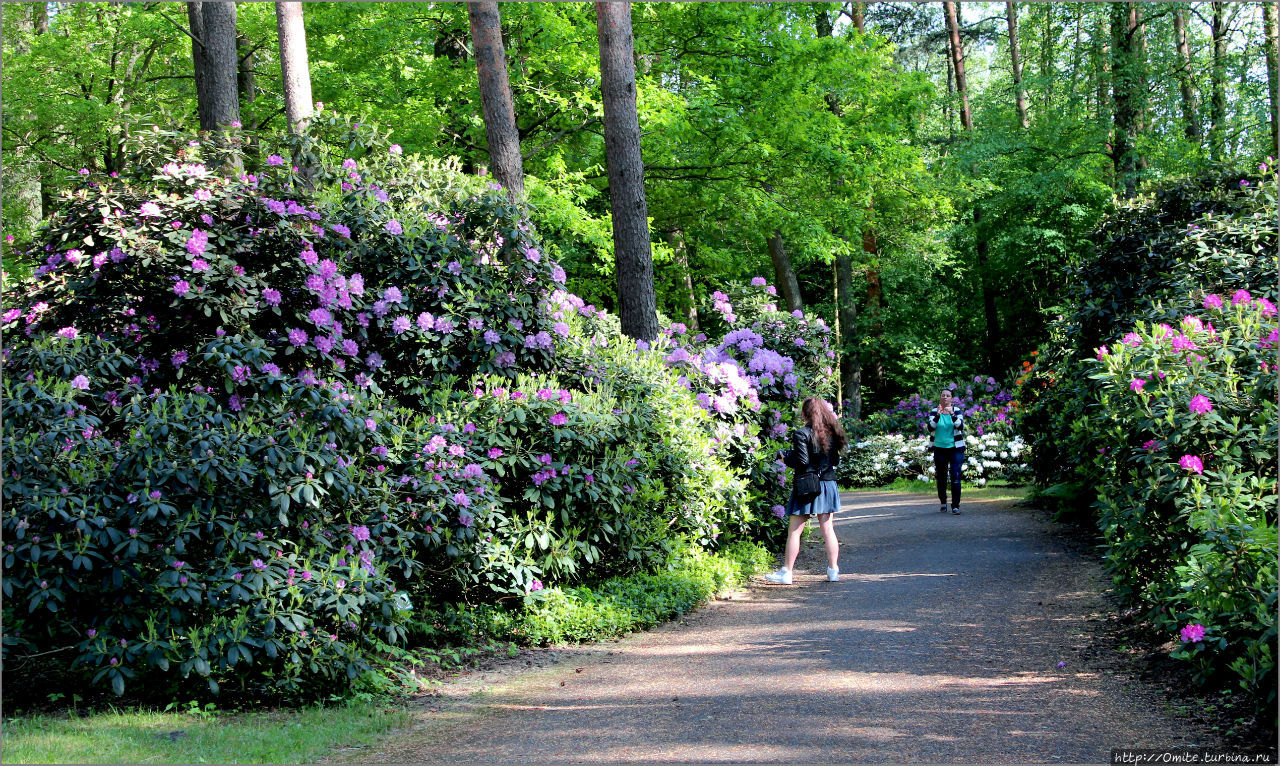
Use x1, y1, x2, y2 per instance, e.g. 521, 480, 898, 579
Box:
5, 1, 1275, 415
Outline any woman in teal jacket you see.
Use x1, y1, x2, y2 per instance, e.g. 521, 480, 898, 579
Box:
926, 388, 966, 515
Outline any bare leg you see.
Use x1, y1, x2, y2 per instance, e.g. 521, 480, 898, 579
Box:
783, 514, 807, 571
817, 512, 839, 569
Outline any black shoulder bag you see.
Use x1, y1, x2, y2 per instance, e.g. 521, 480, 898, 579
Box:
793, 430, 822, 503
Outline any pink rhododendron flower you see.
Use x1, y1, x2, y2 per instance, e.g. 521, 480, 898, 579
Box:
1231, 289, 1252, 306
1188, 395, 1213, 414
139, 202, 162, 217
1178, 454, 1204, 474
1202, 294, 1223, 309
1129, 379, 1145, 392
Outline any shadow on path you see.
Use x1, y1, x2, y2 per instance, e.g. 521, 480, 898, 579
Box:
341, 493, 1219, 764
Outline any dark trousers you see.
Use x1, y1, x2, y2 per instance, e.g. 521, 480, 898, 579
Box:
933, 446, 964, 506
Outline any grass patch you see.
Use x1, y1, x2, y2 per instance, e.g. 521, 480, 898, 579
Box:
1, 700, 409, 765
437, 540, 773, 646
844, 477, 1031, 502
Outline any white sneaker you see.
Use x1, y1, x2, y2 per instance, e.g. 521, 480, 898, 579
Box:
826, 566, 839, 582
764, 568, 793, 585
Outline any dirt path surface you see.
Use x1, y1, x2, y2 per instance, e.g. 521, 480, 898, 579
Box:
340, 492, 1219, 764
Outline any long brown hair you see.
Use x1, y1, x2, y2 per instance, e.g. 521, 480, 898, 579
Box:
802, 397, 847, 453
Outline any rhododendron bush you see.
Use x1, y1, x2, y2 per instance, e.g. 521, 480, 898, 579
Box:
1016, 172, 1278, 707
837, 379, 1030, 488
1, 122, 832, 700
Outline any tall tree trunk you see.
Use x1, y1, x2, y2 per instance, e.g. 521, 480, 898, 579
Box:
1265, 1, 1280, 157
767, 230, 803, 312
1038, 4, 1054, 110
34, 2, 49, 34
835, 253, 860, 420
944, 3, 972, 132
850, 2, 865, 34
469, 1, 525, 203
7, 7, 43, 239
666, 229, 700, 332
946, 1, 1000, 373
275, 1, 314, 134
187, 2, 207, 120
861, 229, 885, 397
1006, 2, 1029, 128
1110, 1, 1144, 199
1093, 9, 1111, 125
944, 48, 955, 144
595, 1, 658, 341
1173, 6, 1203, 143
1209, 2, 1228, 162
192, 1, 240, 131
1067, 6, 1084, 115
237, 32, 257, 130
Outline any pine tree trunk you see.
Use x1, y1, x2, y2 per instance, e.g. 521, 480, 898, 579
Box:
193, 1, 240, 131
1209, 2, 1228, 162
946, 1, 1000, 373
1007, 2, 1029, 128
595, 1, 658, 341
666, 229, 700, 332
187, 2, 207, 120
1265, 1, 1280, 157
469, 1, 525, 203
1173, 6, 1203, 143
850, 2, 865, 34
237, 32, 257, 130
944, 3, 972, 132
767, 230, 803, 312
7, 7, 42, 238
861, 229, 885, 397
276, 1, 314, 134
1110, 1, 1143, 199
835, 253, 860, 420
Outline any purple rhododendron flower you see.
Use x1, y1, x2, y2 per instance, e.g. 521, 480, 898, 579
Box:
190, 258, 209, 272
171, 351, 188, 367
351, 525, 370, 541
392, 316, 411, 334
331, 223, 351, 238
288, 328, 308, 346
365, 418, 377, 431
262, 288, 282, 306
186, 229, 209, 256
384, 220, 403, 236
550, 412, 568, 426
174, 280, 190, 297
266, 154, 285, 166
1180, 624, 1205, 642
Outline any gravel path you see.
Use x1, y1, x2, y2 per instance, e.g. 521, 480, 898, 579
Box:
340, 492, 1219, 764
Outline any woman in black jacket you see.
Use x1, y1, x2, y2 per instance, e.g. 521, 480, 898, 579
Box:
765, 397, 847, 585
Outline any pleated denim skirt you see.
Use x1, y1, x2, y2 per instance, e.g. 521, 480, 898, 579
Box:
784, 480, 841, 516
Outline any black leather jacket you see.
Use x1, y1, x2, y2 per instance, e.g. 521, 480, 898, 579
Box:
784, 426, 840, 481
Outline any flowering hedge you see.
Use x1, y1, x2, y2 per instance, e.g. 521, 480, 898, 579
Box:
839, 378, 1029, 488
1088, 294, 1277, 702
1016, 169, 1278, 707
1, 120, 843, 701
